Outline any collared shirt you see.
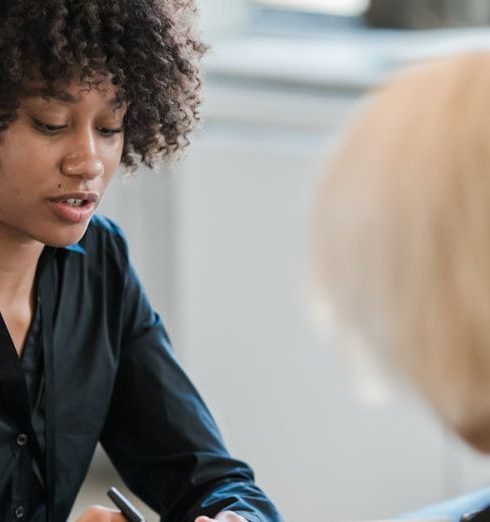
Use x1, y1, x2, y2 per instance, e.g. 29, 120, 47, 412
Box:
0, 215, 281, 522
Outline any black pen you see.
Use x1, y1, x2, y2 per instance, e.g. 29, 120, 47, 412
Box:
107, 486, 146, 522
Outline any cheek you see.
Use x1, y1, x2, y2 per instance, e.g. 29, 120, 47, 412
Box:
101, 140, 124, 178
0, 151, 30, 194
457, 422, 490, 453
0, 130, 58, 184
436, 396, 490, 454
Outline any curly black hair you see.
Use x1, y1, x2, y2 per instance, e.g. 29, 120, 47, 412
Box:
0, 0, 207, 170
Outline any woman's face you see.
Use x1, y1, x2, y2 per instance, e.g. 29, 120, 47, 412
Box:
0, 77, 126, 248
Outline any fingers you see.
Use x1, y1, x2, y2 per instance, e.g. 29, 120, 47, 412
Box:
75, 505, 127, 521
195, 511, 248, 522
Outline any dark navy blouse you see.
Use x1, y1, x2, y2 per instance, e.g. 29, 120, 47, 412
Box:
0, 215, 280, 522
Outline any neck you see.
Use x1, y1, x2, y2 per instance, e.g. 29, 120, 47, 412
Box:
0, 231, 44, 305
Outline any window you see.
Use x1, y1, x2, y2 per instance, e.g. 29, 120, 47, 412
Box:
251, 0, 490, 32
254, 0, 370, 17
249, 0, 370, 37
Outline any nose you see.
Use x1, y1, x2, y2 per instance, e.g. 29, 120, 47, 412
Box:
61, 132, 104, 179
61, 152, 104, 179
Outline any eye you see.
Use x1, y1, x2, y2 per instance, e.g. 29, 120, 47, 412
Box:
97, 127, 124, 138
32, 118, 67, 135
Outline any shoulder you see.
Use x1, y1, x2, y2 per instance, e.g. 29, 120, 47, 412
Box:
74, 214, 130, 270
85, 214, 127, 246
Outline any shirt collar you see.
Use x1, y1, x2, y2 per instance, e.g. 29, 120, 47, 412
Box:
63, 243, 86, 255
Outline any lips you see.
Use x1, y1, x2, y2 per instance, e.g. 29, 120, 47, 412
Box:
47, 192, 99, 224
48, 192, 99, 204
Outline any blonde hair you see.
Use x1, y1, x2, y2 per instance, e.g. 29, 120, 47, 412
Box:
312, 51, 490, 448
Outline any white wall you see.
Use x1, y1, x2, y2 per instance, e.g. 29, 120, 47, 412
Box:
166, 31, 490, 521
169, 78, 448, 522
198, 0, 247, 41
74, 24, 490, 522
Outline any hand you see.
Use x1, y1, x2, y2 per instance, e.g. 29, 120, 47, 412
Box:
195, 511, 248, 522
75, 505, 127, 521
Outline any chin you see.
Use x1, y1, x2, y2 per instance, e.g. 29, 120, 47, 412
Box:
38, 222, 90, 248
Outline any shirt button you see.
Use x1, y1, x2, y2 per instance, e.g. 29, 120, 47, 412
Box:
14, 505, 24, 518
16, 433, 28, 446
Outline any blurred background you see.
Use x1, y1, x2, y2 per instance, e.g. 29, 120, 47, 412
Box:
71, 1, 490, 521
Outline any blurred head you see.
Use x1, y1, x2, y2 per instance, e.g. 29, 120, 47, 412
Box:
312, 51, 490, 452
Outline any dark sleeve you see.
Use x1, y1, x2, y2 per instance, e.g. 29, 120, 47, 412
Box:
100, 253, 281, 522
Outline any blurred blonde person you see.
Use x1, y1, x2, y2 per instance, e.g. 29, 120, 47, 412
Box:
312, 50, 490, 454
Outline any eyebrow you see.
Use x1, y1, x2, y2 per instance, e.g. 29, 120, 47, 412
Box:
21, 87, 122, 108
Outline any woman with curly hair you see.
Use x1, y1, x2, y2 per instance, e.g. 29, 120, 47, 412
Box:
0, 1, 281, 521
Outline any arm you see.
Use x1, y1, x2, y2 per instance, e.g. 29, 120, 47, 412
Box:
100, 261, 281, 522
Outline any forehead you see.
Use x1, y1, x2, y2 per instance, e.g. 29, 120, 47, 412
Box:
20, 78, 122, 108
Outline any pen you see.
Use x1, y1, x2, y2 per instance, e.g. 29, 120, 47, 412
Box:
107, 486, 146, 522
